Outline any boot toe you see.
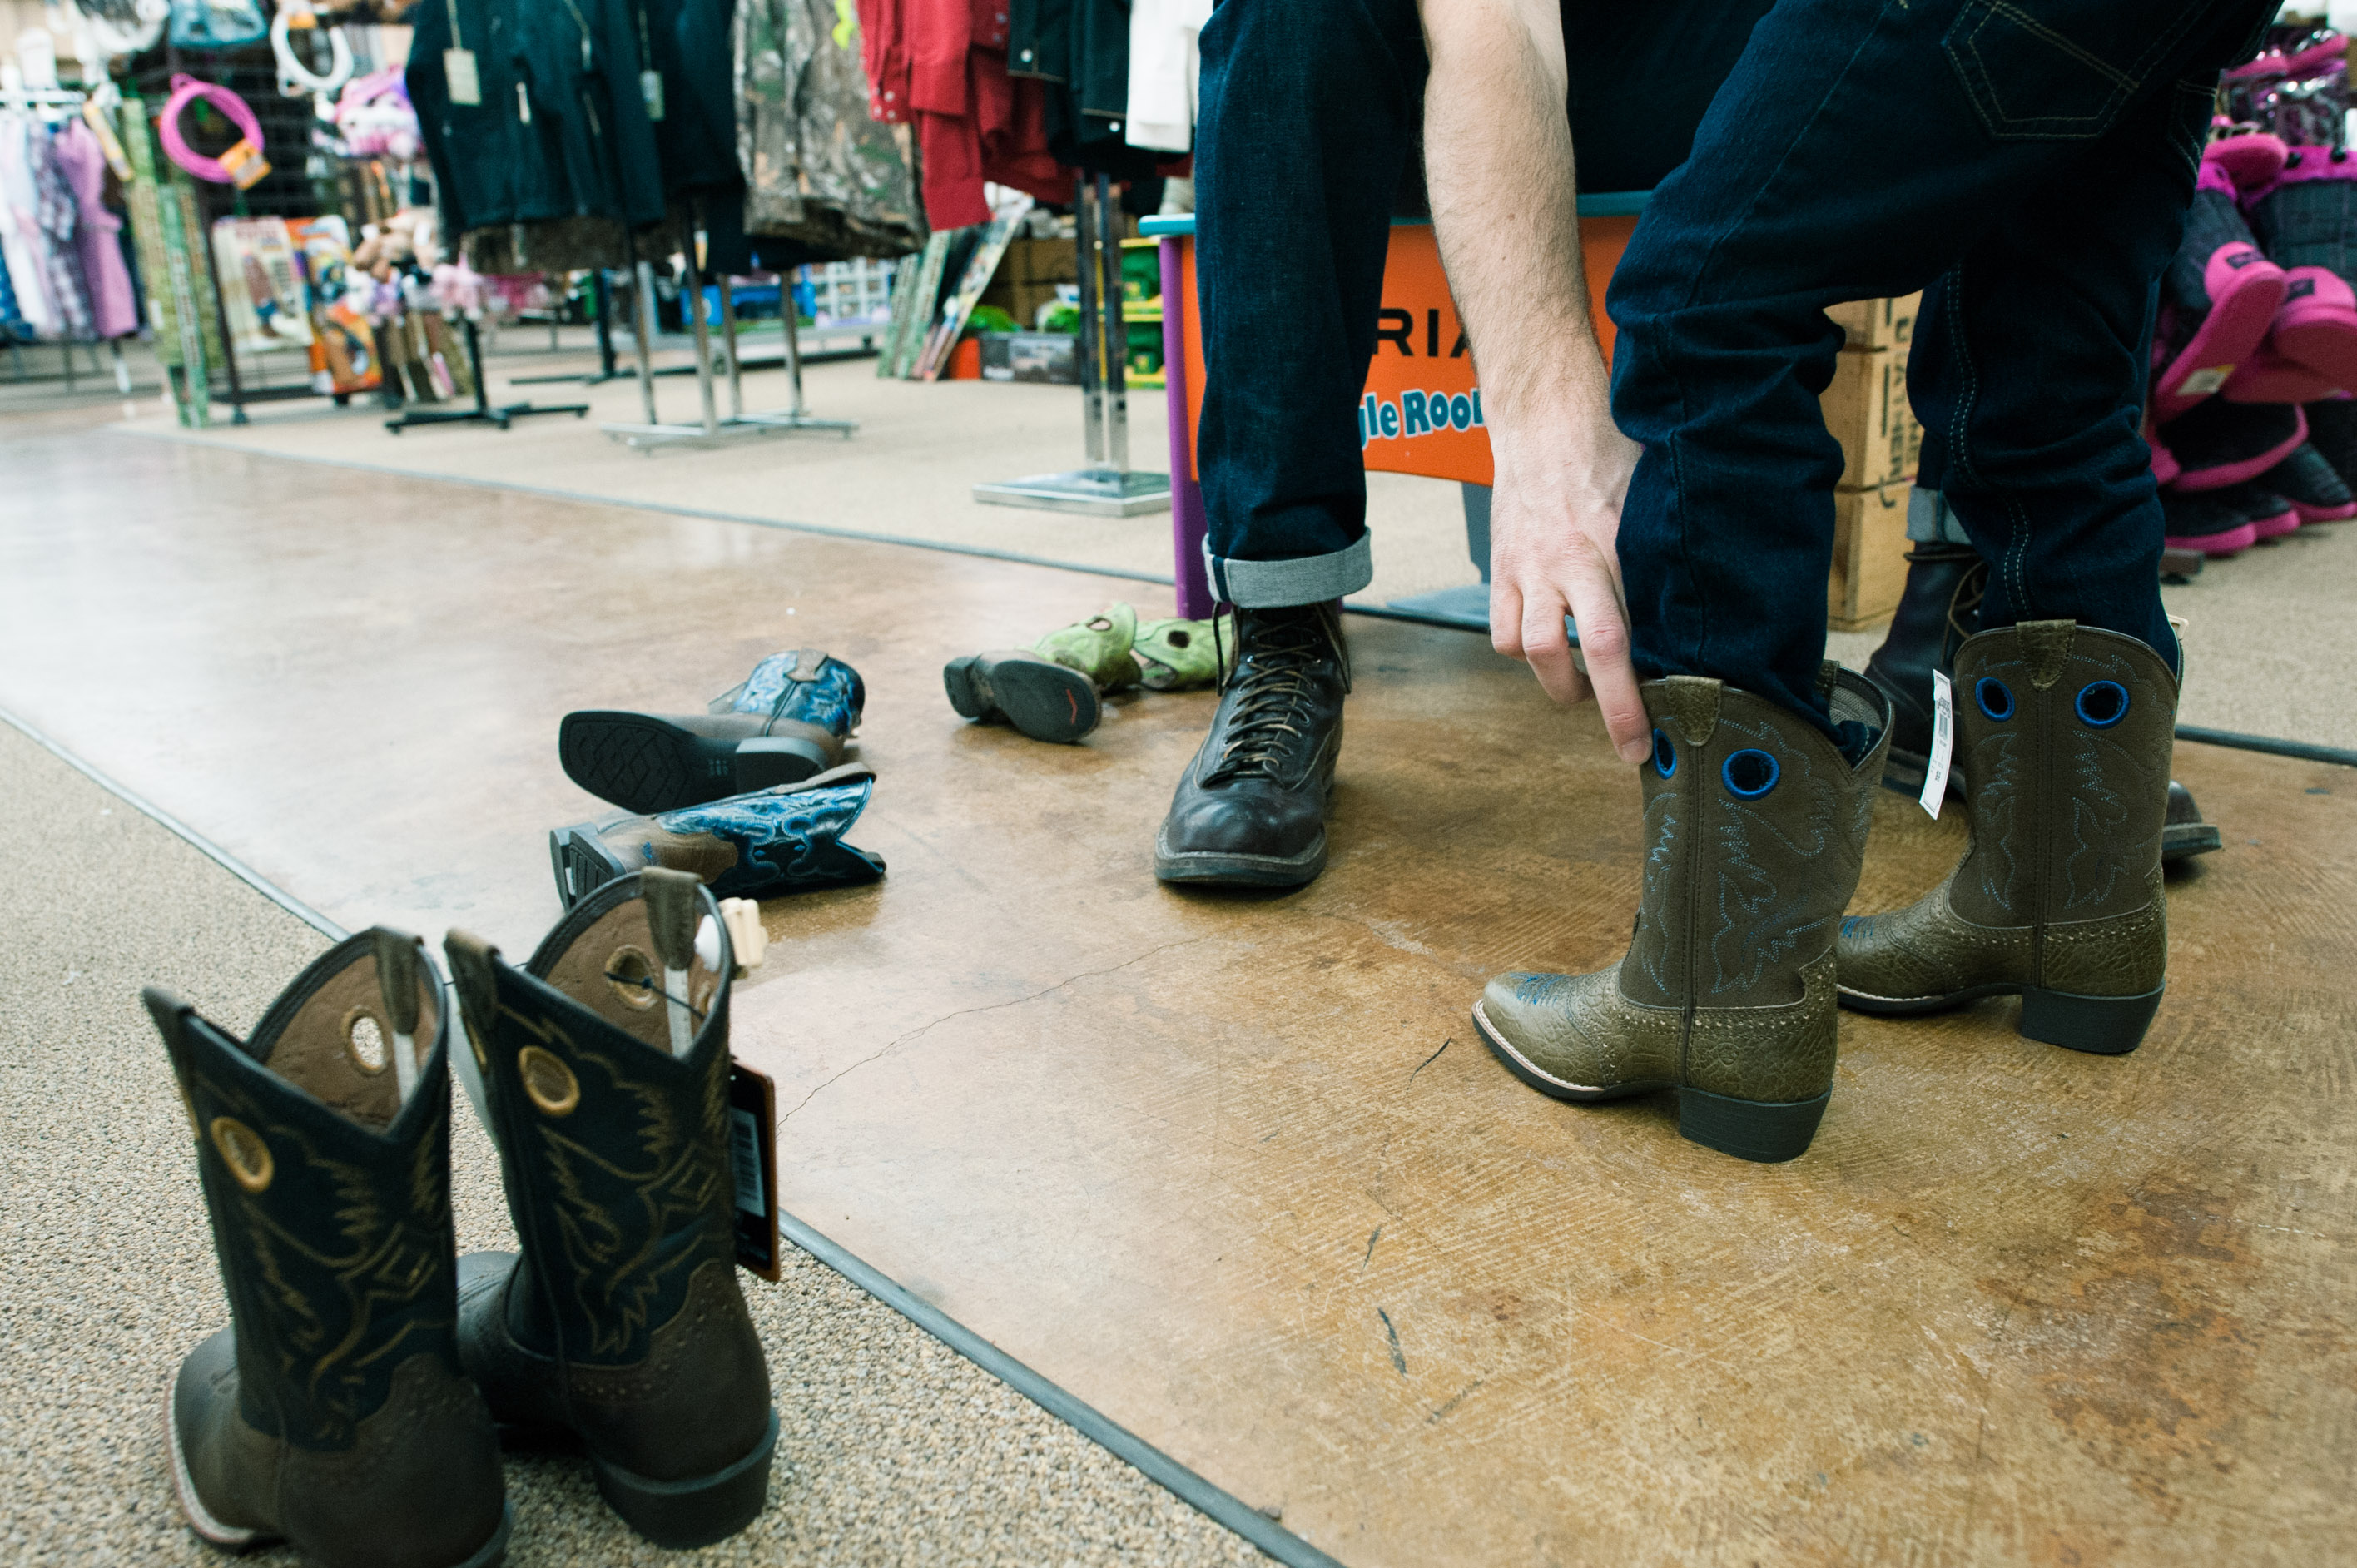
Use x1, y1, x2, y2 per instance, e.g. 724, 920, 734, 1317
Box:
1475, 970, 1651, 1099
1159, 782, 1323, 860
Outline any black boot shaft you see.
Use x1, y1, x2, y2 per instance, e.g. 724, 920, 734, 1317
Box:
1863, 541, 1983, 767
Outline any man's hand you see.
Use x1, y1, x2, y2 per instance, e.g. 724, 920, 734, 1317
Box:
1486, 421, 1651, 762
1420, 0, 1652, 764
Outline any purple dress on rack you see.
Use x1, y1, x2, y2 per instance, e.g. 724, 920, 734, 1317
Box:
27, 126, 95, 340
53, 120, 136, 340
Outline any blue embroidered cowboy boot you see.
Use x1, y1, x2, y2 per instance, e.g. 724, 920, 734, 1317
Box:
1473, 669, 1893, 1162
146, 930, 510, 1568
548, 762, 886, 909
560, 649, 865, 813
444, 870, 776, 1549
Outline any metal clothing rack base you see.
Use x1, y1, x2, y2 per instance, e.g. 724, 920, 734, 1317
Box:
975, 171, 1169, 519
385, 319, 588, 433
602, 246, 855, 453
509, 270, 630, 386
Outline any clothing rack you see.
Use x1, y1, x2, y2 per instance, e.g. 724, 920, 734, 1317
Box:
973, 172, 1169, 517
385, 316, 588, 433
0, 82, 136, 396
510, 270, 629, 387
600, 219, 856, 452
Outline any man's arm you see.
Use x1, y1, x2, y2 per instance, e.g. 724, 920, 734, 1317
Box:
1420, 0, 1650, 763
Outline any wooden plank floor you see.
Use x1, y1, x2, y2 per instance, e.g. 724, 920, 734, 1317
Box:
4, 414, 2350, 1566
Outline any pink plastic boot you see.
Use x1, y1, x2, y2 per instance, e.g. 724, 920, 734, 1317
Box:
2151, 160, 2288, 420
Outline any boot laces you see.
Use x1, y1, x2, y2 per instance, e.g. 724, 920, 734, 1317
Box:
1203, 615, 1332, 785
1945, 560, 1988, 662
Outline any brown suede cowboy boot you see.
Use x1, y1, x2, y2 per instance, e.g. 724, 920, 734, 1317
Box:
1838, 620, 2176, 1054
1475, 669, 1893, 1162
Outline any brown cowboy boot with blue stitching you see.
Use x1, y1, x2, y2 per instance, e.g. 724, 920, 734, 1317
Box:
1474, 667, 1893, 1163
1837, 620, 2176, 1054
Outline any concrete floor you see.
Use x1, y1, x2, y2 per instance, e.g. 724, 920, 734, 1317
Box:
0, 720, 1273, 1568
2, 397, 2354, 1567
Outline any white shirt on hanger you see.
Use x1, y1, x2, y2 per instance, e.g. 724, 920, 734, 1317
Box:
1124, 0, 1212, 156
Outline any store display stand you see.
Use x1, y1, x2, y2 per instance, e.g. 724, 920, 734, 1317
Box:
509, 270, 628, 387
974, 172, 1169, 518
385, 319, 588, 433
602, 237, 856, 452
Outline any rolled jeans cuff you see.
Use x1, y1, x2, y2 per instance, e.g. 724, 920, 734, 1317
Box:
1205, 532, 1374, 608
1906, 486, 1972, 545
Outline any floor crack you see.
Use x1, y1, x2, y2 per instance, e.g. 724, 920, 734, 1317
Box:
777, 935, 1215, 1124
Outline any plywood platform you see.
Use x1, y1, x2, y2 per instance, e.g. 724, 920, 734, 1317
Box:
3, 416, 2350, 1566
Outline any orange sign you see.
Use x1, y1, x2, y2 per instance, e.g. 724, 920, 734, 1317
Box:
1180, 215, 1635, 487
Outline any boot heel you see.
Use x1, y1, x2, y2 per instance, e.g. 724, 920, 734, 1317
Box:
942, 655, 989, 719
591, 1408, 779, 1550
1677, 1086, 1831, 1164
733, 736, 828, 790
2019, 984, 2163, 1055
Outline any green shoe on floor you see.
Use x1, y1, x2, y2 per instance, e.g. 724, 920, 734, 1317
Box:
1037, 603, 1141, 690
944, 603, 1136, 744
1134, 613, 1233, 691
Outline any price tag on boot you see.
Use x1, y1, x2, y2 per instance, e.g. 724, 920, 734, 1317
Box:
1919, 669, 1954, 819
444, 47, 481, 105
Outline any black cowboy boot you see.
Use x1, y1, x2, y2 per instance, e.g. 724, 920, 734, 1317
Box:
444, 869, 775, 1550
1863, 540, 1984, 797
560, 649, 865, 814
146, 931, 510, 1568
1154, 603, 1350, 887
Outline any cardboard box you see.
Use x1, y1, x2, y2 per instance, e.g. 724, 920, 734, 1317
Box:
1826, 292, 1920, 351
1820, 346, 1922, 489
1829, 479, 1913, 631
978, 237, 1081, 331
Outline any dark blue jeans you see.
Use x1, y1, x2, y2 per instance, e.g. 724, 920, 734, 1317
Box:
1610, 0, 2271, 726
1192, 0, 1771, 607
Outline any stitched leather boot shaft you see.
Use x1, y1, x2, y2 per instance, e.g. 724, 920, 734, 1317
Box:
445, 869, 777, 1551
146, 932, 509, 1568
1475, 670, 1892, 1163
1837, 621, 2176, 1054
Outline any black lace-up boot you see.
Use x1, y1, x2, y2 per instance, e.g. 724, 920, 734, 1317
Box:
1154, 603, 1350, 887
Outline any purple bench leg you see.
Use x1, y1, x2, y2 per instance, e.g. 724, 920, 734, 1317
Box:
1161, 236, 1215, 618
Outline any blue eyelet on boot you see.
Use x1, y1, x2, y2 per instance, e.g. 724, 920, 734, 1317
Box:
2075, 680, 2129, 727
1976, 677, 2015, 721
1722, 749, 1779, 798
1652, 728, 1676, 777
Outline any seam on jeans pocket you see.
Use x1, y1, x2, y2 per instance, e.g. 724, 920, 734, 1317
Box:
1944, 0, 2198, 141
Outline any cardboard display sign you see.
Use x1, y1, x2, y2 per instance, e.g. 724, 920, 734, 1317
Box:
1178, 215, 1635, 488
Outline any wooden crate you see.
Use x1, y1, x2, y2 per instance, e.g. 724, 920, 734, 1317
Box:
1820, 345, 1922, 489
1826, 291, 1920, 351
1829, 479, 1913, 631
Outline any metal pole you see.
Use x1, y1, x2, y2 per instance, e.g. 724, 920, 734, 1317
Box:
632, 258, 660, 424
1073, 176, 1104, 465
594, 270, 617, 378
719, 275, 744, 420
683, 246, 718, 436
1097, 171, 1130, 474
782, 279, 807, 418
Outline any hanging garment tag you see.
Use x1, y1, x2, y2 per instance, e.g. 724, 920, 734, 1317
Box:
514, 81, 532, 123
640, 68, 665, 120
1919, 669, 1954, 819
444, 47, 481, 105
728, 1058, 782, 1281
218, 139, 272, 191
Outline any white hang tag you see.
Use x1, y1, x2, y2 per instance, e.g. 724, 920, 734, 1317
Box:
444, 47, 481, 106
514, 80, 532, 123
1919, 670, 1954, 819
641, 68, 665, 121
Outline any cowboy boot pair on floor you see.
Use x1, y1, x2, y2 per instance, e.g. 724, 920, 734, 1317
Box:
1476, 621, 2180, 1164
945, 602, 1233, 744
553, 651, 885, 910
151, 870, 776, 1566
